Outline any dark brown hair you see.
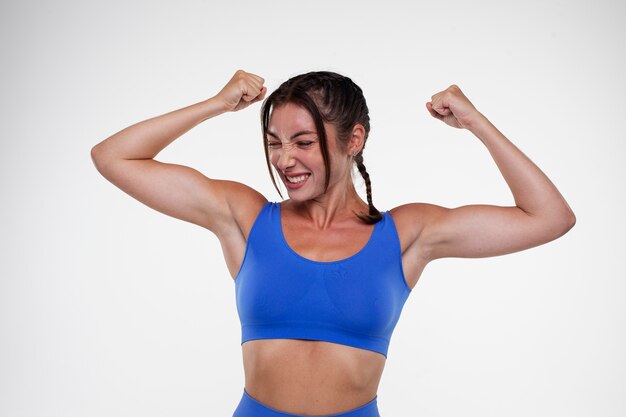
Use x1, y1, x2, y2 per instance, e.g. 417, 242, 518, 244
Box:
260, 71, 382, 224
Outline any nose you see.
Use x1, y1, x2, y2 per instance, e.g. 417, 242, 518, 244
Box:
275, 145, 296, 171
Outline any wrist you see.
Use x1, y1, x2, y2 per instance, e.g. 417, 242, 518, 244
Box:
201, 96, 230, 119
465, 111, 490, 134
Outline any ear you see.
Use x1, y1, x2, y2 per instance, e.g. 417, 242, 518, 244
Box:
348, 123, 366, 155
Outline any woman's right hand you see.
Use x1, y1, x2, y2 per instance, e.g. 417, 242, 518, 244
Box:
215, 70, 267, 112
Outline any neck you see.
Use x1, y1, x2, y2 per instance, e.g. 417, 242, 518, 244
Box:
289, 179, 369, 230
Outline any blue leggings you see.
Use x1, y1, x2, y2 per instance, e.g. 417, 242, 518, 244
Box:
233, 388, 380, 417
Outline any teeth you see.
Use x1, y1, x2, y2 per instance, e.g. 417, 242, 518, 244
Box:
286, 174, 309, 184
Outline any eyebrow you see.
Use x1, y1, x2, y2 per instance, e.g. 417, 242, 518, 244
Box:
266, 130, 317, 140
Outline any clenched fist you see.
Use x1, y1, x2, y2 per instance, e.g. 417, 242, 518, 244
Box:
426, 85, 482, 130
215, 70, 267, 112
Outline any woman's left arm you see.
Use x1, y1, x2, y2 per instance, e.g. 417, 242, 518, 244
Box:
412, 85, 576, 261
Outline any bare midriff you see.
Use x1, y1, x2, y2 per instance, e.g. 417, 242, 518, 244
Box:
242, 338, 385, 415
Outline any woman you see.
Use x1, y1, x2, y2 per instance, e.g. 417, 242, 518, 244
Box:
91, 69, 576, 417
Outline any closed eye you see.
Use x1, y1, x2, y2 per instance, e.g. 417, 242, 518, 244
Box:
266, 141, 316, 150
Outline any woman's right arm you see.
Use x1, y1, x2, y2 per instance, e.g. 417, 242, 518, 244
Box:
90, 70, 268, 236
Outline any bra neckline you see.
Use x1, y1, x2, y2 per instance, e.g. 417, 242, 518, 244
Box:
276, 202, 383, 265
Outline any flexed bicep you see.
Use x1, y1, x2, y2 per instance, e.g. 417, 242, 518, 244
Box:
398, 203, 573, 262
91, 155, 266, 235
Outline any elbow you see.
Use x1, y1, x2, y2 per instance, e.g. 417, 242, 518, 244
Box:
556, 210, 576, 237
90, 144, 104, 172
561, 200, 576, 230
549, 200, 577, 235
566, 211, 576, 231
90, 143, 112, 176
537, 209, 576, 241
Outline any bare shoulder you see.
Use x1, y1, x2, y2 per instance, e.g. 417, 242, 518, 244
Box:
389, 202, 446, 240
203, 180, 267, 280
389, 202, 444, 224
388, 202, 443, 258
213, 179, 268, 240
388, 203, 448, 288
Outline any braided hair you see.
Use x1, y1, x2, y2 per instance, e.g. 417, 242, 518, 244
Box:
260, 71, 382, 224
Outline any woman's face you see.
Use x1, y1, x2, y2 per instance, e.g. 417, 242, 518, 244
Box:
267, 102, 351, 202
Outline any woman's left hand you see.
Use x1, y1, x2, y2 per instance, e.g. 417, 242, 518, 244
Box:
426, 85, 483, 130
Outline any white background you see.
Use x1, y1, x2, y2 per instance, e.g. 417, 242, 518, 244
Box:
1, 0, 624, 416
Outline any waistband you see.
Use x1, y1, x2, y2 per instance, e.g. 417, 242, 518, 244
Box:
233, 388, 380, 417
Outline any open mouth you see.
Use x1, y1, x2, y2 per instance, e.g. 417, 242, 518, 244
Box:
283, 173, 311, 189
285, 174, 310, 184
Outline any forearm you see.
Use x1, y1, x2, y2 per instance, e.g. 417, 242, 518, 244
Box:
468, 114, 576, 224
92, 96, 227, 161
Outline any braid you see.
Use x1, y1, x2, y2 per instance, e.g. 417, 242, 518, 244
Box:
354, 153, 382, 224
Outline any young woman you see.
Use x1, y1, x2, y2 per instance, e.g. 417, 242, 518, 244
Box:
91, 69, 576, 417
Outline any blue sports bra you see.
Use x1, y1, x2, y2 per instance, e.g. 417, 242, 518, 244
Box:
234, 202, 412, 358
